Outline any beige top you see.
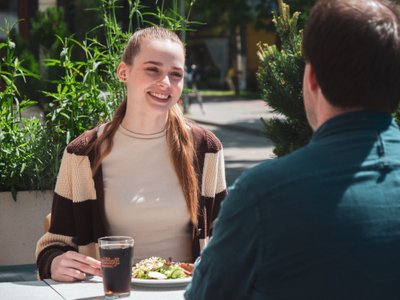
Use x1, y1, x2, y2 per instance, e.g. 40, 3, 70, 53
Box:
99, 124, 192, 263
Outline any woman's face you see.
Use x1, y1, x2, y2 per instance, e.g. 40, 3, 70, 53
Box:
118, 38, 185, 115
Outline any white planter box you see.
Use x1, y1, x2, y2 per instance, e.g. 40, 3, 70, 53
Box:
0, 191, 53, 265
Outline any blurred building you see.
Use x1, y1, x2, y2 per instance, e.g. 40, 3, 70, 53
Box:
0, 0, 38, 40
186, 24, 275, 91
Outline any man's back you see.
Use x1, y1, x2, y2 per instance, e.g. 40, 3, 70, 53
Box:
247, 112, 400, 298
186, 111, 400, 300
185, 1, 400, 298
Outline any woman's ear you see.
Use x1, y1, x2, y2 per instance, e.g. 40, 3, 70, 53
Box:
117, 62, 128, 83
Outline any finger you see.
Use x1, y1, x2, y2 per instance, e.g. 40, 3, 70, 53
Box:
62, 252, 101, 276
52, 273, 76, 282
67, 260, 102, 276
83, 255, 102, 269
65, 251, 101, 268
61, 267, 87, 281
51, 268, 83, 282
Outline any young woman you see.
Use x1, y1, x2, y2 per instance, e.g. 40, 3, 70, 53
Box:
35, 26, 227, 282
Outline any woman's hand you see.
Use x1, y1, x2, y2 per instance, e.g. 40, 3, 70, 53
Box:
51, 251, 102, 282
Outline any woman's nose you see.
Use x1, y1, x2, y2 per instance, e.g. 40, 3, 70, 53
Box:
158, 75, 171, 87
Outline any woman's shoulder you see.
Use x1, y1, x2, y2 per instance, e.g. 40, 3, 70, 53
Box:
65, 126, 100, 155
190, 122, 223, 154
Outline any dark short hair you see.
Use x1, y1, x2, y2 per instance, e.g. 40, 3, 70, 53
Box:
302, 0, 400, 112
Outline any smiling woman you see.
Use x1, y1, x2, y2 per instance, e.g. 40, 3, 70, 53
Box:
35, 26, 227, 282
119, 38, 185, 115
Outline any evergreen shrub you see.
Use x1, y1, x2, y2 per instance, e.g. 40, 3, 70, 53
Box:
257, 0, 312, 157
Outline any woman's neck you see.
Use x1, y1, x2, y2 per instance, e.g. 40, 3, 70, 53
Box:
121, 108, 168, 135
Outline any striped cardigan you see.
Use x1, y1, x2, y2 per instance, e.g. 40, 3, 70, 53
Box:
35, 123, 227, 279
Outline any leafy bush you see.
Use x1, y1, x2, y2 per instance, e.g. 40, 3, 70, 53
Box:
0, 0, 197, 195
31, 6, 69, 56
30, 6, 69, 107
0, 28, 59, 197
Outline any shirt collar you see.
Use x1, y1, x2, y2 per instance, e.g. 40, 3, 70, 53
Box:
311, 111, 394, 143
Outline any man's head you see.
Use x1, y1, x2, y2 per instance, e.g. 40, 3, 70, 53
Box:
302, 0, 400, 114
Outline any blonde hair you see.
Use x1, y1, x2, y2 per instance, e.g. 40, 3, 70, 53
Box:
90, 27, 198, 225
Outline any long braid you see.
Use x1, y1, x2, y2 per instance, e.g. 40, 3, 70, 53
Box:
91, 98, 127, 175
167, 104, 199, 225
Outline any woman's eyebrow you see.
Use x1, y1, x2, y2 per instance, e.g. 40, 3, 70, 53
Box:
143, 61, 183, 71
144, 60, 162, 66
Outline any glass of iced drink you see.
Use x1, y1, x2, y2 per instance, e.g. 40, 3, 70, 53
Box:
98, 236, 134, 298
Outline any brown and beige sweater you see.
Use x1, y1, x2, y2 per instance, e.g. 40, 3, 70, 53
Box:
35, 123, 227, 279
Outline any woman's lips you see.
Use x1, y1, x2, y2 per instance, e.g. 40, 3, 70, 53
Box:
148, 91, 170, 101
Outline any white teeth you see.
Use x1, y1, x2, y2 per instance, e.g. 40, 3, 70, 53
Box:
150, 92, 169, 99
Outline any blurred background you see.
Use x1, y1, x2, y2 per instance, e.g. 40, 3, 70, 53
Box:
0, 0, 315, 96
0, 0, 317, 194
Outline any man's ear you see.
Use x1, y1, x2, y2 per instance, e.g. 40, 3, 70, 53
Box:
117, 62, 128, 82
304, 63, 319, 92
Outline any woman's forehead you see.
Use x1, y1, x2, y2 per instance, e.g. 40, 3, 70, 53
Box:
134, 39, 185, 67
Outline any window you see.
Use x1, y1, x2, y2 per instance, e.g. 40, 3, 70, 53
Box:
0, 0, 19, 39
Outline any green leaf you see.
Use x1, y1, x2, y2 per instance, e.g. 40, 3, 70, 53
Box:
11, 188, 17, 201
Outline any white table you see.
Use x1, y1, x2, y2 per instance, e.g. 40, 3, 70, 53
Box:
0, 280, 63, 299
0, 276, 186, 299
45, 276, 186, 299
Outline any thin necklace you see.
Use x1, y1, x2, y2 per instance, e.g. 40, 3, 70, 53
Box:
120, 124, 166, 135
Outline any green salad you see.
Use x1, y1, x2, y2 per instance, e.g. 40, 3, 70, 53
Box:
132, 257, 189, 280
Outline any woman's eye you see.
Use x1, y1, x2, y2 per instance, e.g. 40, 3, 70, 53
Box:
146, 68, 158, 73
171, 72, 183, 79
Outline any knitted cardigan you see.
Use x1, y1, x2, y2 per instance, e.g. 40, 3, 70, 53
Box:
35, 123, 227, 279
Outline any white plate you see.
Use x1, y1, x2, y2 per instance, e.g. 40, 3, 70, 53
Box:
132, 276, 191, 287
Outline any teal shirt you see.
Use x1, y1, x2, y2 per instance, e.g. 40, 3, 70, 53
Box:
185, 111, 400, 300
